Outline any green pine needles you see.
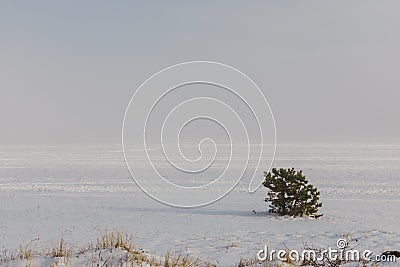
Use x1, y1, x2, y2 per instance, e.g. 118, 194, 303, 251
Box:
263, 168, 323, 218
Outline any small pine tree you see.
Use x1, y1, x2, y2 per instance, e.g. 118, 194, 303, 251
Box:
263, 168, 322, 218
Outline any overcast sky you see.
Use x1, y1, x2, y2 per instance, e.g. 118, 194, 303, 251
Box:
0, 1, 399, 145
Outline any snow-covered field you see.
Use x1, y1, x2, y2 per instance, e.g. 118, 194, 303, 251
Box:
0, 144, 399, 266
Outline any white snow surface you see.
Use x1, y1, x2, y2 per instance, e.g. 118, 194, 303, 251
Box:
0, 144, 399, 266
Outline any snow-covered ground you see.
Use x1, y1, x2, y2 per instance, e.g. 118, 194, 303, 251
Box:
0, 144, 399, 266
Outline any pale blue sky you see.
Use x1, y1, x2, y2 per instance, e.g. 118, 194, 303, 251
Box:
1, 1, 399, 144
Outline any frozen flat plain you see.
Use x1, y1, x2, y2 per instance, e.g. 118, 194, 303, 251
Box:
0, 144, 399, 266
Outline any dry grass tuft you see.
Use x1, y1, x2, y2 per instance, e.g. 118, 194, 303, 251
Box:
50, 235, 70, 258
18, 243, 34, 260
164, 250, 204, 267
0, 249, 17, 263
96, 229, 135, 252
236, 256, 262, 267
